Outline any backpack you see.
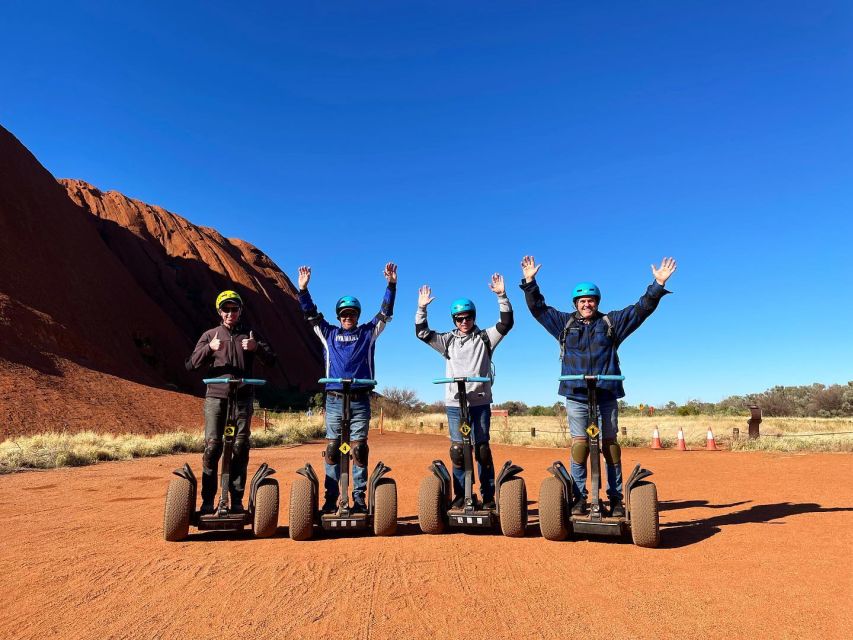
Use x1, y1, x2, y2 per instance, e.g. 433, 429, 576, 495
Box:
443, 329, 492, 359
557, 314, 614, 361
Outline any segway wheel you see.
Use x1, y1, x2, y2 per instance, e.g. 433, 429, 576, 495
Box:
629, 481, 660, 548
372, 478, 398, 536
498, 477, 528, 538
418, 475, 447, 534
252, 479, 279, 538
163, 476, 193, 542
538, 476, 569, 541
289, 474, 315, 541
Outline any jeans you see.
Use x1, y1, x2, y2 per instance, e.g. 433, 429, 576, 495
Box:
565, 397, 622, 500
446, 404, 495, 501
201, 396, 253, 505
324, 394, 371, 504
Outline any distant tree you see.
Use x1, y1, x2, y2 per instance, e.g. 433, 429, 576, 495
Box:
494, 400, 529, 416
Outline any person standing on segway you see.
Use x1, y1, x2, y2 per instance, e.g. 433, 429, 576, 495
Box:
518, 256, 677, 518
186, 290, 276, 516
297, 262, 398, 515
415, 273, 514, 510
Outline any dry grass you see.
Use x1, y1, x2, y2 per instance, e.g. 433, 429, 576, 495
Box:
0, 414, 324, 474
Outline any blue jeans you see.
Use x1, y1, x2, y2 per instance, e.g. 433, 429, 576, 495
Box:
324, 395, 371, 504
447, 404, 495, 501
566, 398, 622, 500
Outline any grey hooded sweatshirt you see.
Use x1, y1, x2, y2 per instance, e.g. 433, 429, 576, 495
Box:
415, 294, 513, 407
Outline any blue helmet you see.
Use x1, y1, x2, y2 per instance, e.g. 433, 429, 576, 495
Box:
572, 282, 601, 304
449, 298, 476, 319
335, 296, 361, 317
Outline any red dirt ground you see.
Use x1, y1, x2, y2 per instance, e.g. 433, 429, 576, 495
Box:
1, 432, 850, 639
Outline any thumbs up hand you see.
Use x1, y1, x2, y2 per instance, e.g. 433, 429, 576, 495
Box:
209, 336, 222, 352
242, 330, 257, 352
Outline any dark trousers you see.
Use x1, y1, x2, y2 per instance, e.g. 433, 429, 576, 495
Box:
201, 396, 253, 505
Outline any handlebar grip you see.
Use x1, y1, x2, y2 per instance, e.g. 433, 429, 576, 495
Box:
203, 378, 231, 385
558, 374, 625, 382
319, 378, 377, 385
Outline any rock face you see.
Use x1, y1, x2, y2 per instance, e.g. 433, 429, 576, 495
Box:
0, 124, 321, 437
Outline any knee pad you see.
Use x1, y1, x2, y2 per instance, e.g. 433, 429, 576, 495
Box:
325, 438, 341, 464
602, 439, 621, 465
449, 443, 464, 468
233, 436, 250, 461
203, 438, 223, 468
570, 439, 590, 465
352, 440, 369, 468
475, 443, 493, 469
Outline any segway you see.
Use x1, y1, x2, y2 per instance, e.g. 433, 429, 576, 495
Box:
418, 376, 527, 537
289, 378, 397, 540
163, 378, 279, 541
538, 374, 659, 547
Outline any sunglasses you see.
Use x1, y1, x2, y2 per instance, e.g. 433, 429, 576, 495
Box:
454, 315, 474, 323
220, 306, 241, 313
339, 312, 358, 319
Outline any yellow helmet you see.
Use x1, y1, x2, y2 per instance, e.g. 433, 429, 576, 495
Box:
215, 290, 243, 310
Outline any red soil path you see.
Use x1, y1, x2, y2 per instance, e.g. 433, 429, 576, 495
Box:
2, 432, 851, 639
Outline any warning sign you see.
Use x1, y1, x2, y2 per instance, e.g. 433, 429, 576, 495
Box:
460, 424, 472, 436
585, 424, 600, 438
339, 442, 351, 455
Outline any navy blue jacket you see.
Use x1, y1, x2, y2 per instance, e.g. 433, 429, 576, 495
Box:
298, 284, 396, 391
519, 278, 669, 402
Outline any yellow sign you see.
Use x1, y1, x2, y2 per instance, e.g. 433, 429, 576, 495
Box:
460, 424, 472, 436
585, 424, 600, 438
339, 442, 351, 455
224, 425, 236, 436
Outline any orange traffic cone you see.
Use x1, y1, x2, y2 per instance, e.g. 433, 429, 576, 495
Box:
651, 427, 663, 449
676, 427, 688, 451
706, 427, 720, 451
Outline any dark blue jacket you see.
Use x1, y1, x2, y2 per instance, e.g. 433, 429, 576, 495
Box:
298, 284, 396, 391
519, 279, 669, 402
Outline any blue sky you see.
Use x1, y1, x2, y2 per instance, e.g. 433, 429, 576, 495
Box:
2, 1, 851, 406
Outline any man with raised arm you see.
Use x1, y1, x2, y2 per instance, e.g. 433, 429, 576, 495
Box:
519, 256, 677, 517
415, 274, 514, 509
297, 263, 397, 514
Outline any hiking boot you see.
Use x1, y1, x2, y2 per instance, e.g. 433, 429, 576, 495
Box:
609, 498, 625, 518
571, 500, 588, 516
451, 495, 465, 509
321, 497, 338, 514
481, 497, 496, 511
199, 502, 215, 516
230, 501, 245, 514
351, 500, 367, 515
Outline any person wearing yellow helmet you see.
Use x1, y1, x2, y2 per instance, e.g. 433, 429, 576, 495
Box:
186, 288, 276, 515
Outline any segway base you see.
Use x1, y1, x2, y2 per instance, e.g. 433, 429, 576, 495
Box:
569, 515, 625, 536
320, 513, 371, 530
197, 512, 250, 530
447, 507, 496, 528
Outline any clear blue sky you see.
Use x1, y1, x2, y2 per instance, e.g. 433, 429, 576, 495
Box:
3, 2, 851, 406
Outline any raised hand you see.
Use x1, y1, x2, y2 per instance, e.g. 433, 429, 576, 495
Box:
488, 273, 505, 296
418, 285, 435, 307
209, 336, 221, 352
520, 255, 541, 283
297, 265, 311, 291
651, 257, 677, 286
242, 330, 257, 352
384, 262, 398, 284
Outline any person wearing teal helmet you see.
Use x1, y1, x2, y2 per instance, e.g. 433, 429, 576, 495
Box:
415, 274, 514, 509
519, 255, 677, 517
297, 262, 397, 513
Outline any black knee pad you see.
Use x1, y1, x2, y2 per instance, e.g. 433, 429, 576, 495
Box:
449, 442, 464, 468
203, 438, 223, 469
325, 438, 341, 464
475, 443, 494, 469
602, 439, 621, 465
233, 436, 250, 461
352, 440, 369, 467
570, 439, 590, 465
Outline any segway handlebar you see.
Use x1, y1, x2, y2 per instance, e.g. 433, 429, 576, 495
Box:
319, 378, 377, 386
433, 376, 492, 384
558, 374, 625, 382
203, 378, 266, 385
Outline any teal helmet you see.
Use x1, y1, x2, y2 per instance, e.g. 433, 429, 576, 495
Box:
450, 298, 476, 319
335, 296, 361, 317
572, 282, 601, 304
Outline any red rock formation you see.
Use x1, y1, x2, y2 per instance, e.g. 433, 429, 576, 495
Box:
0, 124, 321, 437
